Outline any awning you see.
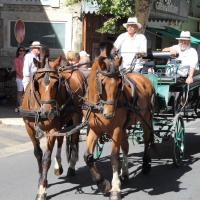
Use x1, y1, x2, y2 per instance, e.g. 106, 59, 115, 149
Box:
147, 26, 200, 47
82, 0, 99, 14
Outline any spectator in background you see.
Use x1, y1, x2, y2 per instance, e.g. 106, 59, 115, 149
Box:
22, 41, 41, 90
79, 50, 90, 59
14, 46, 25, 112
66, 51, 80, 65
79, 55, 90, 81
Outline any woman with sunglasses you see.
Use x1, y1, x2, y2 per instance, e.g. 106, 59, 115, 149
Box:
14, 46, 25, 112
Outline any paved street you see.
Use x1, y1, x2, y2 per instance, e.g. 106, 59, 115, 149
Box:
1, 93, 200, 199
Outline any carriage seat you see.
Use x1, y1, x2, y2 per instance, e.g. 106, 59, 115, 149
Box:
169, 70, 200, 92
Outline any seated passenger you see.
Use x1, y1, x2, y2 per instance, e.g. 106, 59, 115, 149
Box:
162, 31, 199, 111
162, 31, 199, 84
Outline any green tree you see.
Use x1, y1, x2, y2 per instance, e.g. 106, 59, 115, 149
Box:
65, 0, 135, 33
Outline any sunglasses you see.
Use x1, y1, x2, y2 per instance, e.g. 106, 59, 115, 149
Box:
19, 50, 25, 52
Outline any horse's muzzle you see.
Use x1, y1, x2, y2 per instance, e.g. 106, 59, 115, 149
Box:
41, 106, 54, 121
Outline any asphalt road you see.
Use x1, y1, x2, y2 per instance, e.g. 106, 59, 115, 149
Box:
0, 118, 200, 200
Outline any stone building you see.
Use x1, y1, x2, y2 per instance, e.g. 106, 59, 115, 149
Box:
0, 0, 82, 68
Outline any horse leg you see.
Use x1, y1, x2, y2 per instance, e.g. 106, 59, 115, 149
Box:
24, 123, 43, 186
141, 113, 153, 174
84, 128, 111, 194
120, 129, 129, 184
54, 136, 64, 176
36, 135, 56, 200
109, 128, 123, 200
66, 115, 81, 176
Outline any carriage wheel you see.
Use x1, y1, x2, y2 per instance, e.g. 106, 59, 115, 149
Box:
194, 97, 200, 117
172, 114, 185, 167
93, 136, 104, 160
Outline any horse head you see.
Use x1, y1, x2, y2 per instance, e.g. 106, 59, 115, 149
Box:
33, 56, 62, 121
94, 55, 122, 119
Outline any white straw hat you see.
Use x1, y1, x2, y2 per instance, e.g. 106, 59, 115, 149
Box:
79, 51, 90, 57
30, 41, 42, 48
123, 17, 142, 30
176, 31, 191, 40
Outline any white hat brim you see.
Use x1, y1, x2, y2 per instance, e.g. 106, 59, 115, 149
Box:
30, 45, 42, 48
176, 37, 191, 40
123, 22, 142, 30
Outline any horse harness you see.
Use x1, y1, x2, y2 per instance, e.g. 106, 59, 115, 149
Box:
82, 57, 154, 131
20, 61, 75, 139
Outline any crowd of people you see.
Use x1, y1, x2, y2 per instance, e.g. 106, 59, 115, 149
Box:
13, 16, 199, 112
13, 41, 91, 112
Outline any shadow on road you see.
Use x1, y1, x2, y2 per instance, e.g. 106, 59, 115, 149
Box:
45, 131, 200, 199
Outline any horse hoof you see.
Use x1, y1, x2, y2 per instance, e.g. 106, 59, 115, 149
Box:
98, 179, 111, 194
67, 167, 75, 176
35, 193, 47, 200
109, 191, 121, 200
142, 163, 151, 174
54, 165, 63, 176
120, 175, 129, 184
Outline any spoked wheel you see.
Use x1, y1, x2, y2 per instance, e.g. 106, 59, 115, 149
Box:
93, 134, 110, 160
93, 139, 104, 160
172, 113, 185, 167
194, 97, 200, 117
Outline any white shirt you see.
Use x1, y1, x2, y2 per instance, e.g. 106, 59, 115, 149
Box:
22, 51, 39, 82
170, 45, 199, 77
114, 32, 147, 70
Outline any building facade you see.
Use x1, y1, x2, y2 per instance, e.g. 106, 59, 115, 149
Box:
0, 0, 82, 68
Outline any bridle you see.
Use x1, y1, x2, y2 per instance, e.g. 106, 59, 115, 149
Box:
85, 57, 124, 112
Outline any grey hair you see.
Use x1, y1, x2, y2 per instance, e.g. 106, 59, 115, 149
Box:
80, 56, 90, 64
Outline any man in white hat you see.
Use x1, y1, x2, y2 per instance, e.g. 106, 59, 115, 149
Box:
163, 31, 199, 112
114, 17, 147, 72
162, 31, 198, 84
22, 41, 42, 90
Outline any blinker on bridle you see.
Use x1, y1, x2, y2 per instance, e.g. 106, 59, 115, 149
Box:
95, 58, 122, 108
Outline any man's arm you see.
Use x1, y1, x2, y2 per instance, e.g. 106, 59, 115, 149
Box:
162, 47, 178, 56
23, 55, 31, 82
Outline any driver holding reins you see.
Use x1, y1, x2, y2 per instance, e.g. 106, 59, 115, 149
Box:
113, 17, 147, 72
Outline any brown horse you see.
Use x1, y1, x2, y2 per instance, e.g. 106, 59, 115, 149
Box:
20, 47, 85, 200
83, 42, 155, 200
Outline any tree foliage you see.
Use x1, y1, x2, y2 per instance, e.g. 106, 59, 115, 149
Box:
65, 0, 135, 33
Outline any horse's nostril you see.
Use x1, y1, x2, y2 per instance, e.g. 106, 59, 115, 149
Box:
104, 113, 114, 119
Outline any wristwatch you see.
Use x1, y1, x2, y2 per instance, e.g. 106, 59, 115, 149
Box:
189, 74, 193, 77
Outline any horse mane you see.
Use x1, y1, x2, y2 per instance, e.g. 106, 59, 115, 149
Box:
40, 46, 50, 67
99, 40, 114, 58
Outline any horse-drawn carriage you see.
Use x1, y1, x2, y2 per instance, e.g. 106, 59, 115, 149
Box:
19, 44, 200, 200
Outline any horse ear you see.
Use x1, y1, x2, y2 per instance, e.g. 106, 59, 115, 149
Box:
33, 58, 40, 68
98, 56, 107, 70
114, 56, 122, 68
49, 56, 62, 68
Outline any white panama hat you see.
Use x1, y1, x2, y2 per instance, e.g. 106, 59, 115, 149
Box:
79, 51, 90, 57
30, 41, 42, 48
176, 31, 191, 40
123, 17, 142, 30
